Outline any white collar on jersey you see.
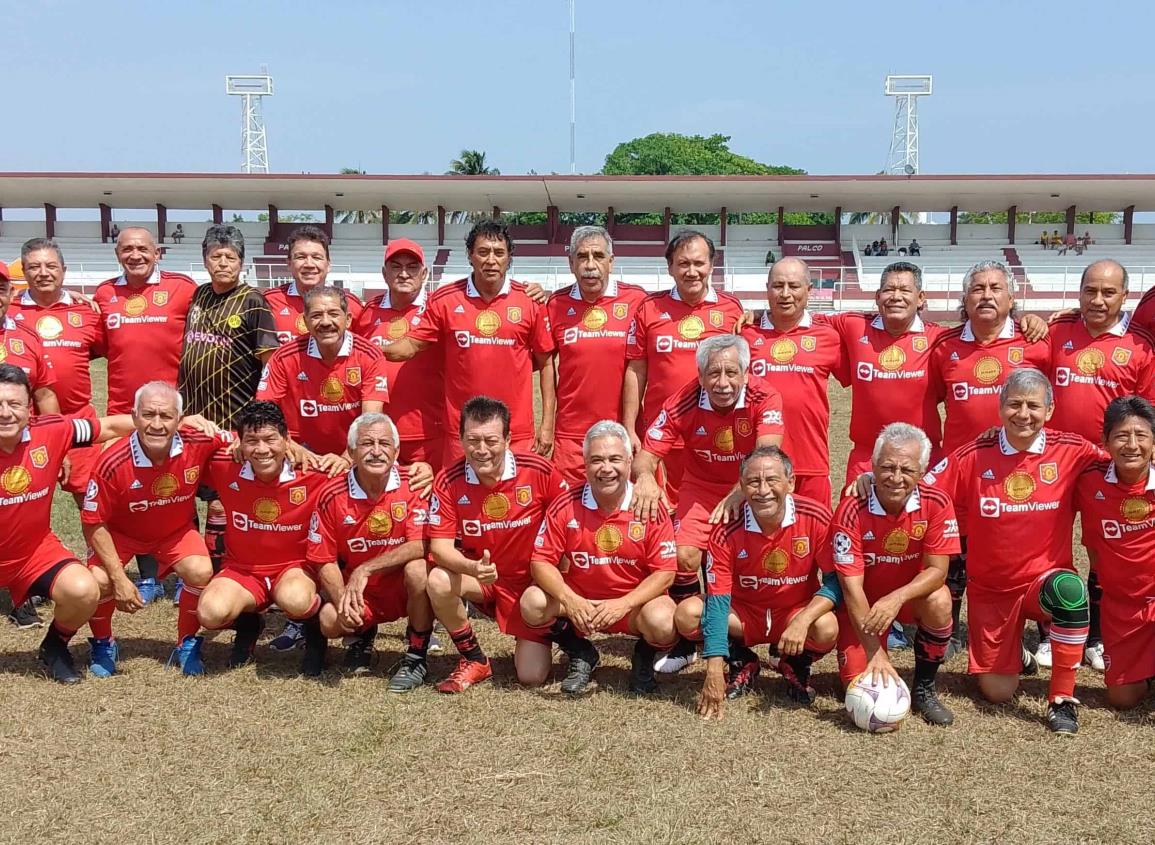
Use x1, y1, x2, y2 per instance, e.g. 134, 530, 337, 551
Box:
742, 495, 796, 533
286, 281, 300, 298
759, 309, 813, 330
698, 385, 747, 411
960, 316, 1015, 342
378, 285, 427, 310
3, 316, 16, 330
1090, 312, 1131, 337
348, 465, 401, 499
569, 276, 619, 301
306, 332, 353, 359
1103, 461, 1155, 490
115, 267, 160, 286
871, 313, 925, 333
466, 274, 512, 299
670, 284, 718, 304
129, 431, 185, 468
581, 481, 634, 512
19, 427, 31, 443
240, 458, 297, 483
999, 427, 1046, 455
465, 450, 517, 485
867, 483, 922, 516
20, 290, 74, 307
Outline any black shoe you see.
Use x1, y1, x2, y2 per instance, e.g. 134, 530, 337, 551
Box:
387, 657, 428, 693
913, 681, 954, 726
1046, 698, 1079, 735
725, 652, 760, 700
560, 639, 600, 696
300, 621, 327, 678
8, 599, 43, 630
1020, 646, 1039, 677
228, 613, 264, 669
38, 633, 81, 685
343, 627, 376, 675
629, 639, 658, 695
779, 656, 816, 706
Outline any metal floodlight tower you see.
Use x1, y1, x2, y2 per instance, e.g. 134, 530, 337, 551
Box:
884, 75, 932, 176
225, 70, 273, 173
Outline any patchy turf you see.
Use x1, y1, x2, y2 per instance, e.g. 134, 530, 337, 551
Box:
3, 362, 1153, 845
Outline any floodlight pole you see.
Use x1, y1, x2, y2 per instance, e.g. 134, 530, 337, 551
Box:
884, 74, 932, 177
225, 69, 274, 174
569, 0, 576, 174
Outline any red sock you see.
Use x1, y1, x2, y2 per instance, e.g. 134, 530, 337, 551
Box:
1048, 637, 1085, 701
177, 584, 202, 641
89, 600, 115, 640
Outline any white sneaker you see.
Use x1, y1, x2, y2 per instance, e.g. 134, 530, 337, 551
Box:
1084, 641, 1106, 672
653, 638, 699, 674
1035, 640, 1053, 668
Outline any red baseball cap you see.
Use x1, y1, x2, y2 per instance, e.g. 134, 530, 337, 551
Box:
384, 238, 425, 264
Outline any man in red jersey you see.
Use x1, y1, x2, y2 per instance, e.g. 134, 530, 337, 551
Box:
9, 239, 104, 502
425, 396, 568, 693
81, 382, 232, 677
257, 286, 388, 456
309, 412, 434, 690
924, 368, 1101, 733
195, 401, 330, 673
741, 257, 843, 505
354, 239, 446, 469
544, 226, 647, 484
523, 420, 677, 696
832, 423, 959, 725
621, 231, 744, 499
1076, 396, 1155, 709
680, 446, 841, 718
382, 219, 557, 465
263, 226, 364, 345
0, 262, 59, 414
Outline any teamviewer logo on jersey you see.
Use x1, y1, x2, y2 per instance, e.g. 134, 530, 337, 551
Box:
563, 327, 580, 345
656, 336, 674, 353
752, 360, 767, 377
571, 552, 590, 569
231, 511, 249, 531
463, 519, 482, 536
1102, 519, 1122, 539
300, 399, 319, 417
1054, 368, 1071, 387
106, 314, 121, 330
455, 331, 471, 348
979, 497, 1001, 518
347, 537, 369, 553
856, 362, 873, 382
952, 383, 969, 401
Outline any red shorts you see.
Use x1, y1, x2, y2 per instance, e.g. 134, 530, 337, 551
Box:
730, 599, 807, 647
551, 435, 587, 486
966, 569, 1059, 675
1100, 596, 1155, 687
443, 435, 534, 467
1, 534, 79, 607
835, 603, 919, 685
87, 526, 208, 578
355, 572, 409, 629
793, 474, 832, 508
399, 436, 445, 474
212, 565, 311, 613
674, 480, 730, 549
61, 445, 99, 497
477, 581, 549, 643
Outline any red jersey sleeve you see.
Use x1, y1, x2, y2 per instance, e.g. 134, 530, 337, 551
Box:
753, 383, 785, 439
642, 400, 682, 460
831, 498, 865, 578
426, 471, 458, 540
80, 451, 121, 526
704, 523, 734, 595
812, 513, 835, 575
256, 354, 289, 404
529, 305, 555, 356
625, 309, 647, 361
641, 512, 678, 573
923, 491, 962, 557
305, 496, 339, 565
407, 298, 443, 345
361, 351, 390, 404
543, 463, 570, 503
531, 499, 569, 567
401, 475, 426, 542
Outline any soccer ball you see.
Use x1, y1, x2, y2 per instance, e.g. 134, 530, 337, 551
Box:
844, 673, 911, 733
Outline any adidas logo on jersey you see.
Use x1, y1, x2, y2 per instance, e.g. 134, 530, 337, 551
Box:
567, 307, 576, 316
863, 530, 875, 540
695, 426, 707, 435
457, 495, 470, 504
950, 352, 959, 361
454, 305, 465, 314
753, 337, 763, 346
859, 336, 869, 344
229, 482, 240, 491
737, 549, 748, 558
982, 469, 995, 479
130, 480, 143, 489
280, 307, 290, 315
343, 515, 356, 524
1095, 491, 1105, 500
1063, 341, 1074, 350
660, 312, 671, 319
297, 372, 309, 381
567, 519, 580, 529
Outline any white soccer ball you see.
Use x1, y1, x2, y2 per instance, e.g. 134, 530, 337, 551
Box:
844, 673, 911, 733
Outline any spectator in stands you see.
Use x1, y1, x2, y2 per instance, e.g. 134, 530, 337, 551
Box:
870, 240, 880, 255
764, 249, 776, 265
1080, 231, 1092, 253
909, 239, 921, 256
172, 224, 184, 243
1050, 230, 1062, 249
878, 238, 889, 256
1059, 232, 1077, 256
109, 223, 120, 242
863, 243, 873, 257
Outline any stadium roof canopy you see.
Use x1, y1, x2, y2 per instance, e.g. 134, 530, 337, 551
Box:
3, 172, 1155, 213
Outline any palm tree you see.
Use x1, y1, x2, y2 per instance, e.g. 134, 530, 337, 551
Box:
334, 168, 382, 224
447, 150, 499, 176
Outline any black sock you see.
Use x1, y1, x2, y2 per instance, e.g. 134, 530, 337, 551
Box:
549, 618, 589, 657
136, 554, 159, 581
728, 637, 757, 665
405, 625, 432, 661
670, 571, 702, 601
234, 611, 261, 636
1088, 569, 1103, 644
205, 514, 227, 574
449, 624, 487, 663
784, 652, 815, 687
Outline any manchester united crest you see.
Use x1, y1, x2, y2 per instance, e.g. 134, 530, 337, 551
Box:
507, 306, 522, 324
289, 486, 307, 505
792, 536, 811, 557
152, 290, 169, 306
709, 309, 724, 328
67, 312, 83, 328
628, 521, 645, 542
9, 339, 24, 355
800, 335, 817, 352
912, 336, 928, 353
1112, 347, 1132, 366
345, 367, 362, 386
184, 467, 200, 485
613, 302, 628, 320
515, 485, 532, 506
736, 418, 753, 437
30, 446, 48, 469
391, 501, 408, 521
1039, 462, 1059, 484
911, 521, 927, 540
1008, 347, 1024, 365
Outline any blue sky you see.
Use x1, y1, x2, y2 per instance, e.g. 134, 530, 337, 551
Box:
6, 0, 1153, 177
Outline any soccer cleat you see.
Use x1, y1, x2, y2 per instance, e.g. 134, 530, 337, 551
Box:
428, 631, 444, 655
1084, 641, 1106, 673
39, 635, 81, 685
629, 639, 659, 695
300, 620, 327, 678
887, 622, 911, 650
559, 639, 600, 696
1035, 640, 1053, 668
725, 654, 761, 700
87, 637, 119, 678
167, 635, 205, 676
136, 578, 165, 605
172, 578, 184, 607
1020, 646, 1039, 676
912, 681, 954, 726
342, 627, 376, 674
387, 657, 428, 693
8, 599, 43, 629
269, 619, 305, 652
778, 658, 816, 705
653, 637, 699, 674
1046, 698, 1079, 734
436, 658, 493, 694
228, 613, 264, 669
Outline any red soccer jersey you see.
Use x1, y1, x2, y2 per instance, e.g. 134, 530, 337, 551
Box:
546, 280, 647, 438
1076, 461, 1155, 602
1047, 315, 1155, 441
427, 450, 567, 591
0, 414, 99, 570
532, 482, 677, 599
307, 465, 426, 576
831, 482, 961, 602
206, 457, 328, 577
264, 282, 365, 347
408, 276, 554, 443
930, 319, 1052, 454
924, 428, 1102, 594
705, 495, 834, 611
742, 310, 843, 476
1130, 289, 1155, 337
256, 332, 389, 455
9, 291, 104, 413
94, 269, 197, 414
81, 428, 233, 543
642, 378, 784, 490
353, 287, 444, 443
0, 318, 55, 395
625, 287, 745, 428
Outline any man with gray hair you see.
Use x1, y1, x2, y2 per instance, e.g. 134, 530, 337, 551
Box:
544, 225, 647, 483
831, 422, 960, 725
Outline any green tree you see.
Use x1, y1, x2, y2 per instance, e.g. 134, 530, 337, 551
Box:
959, 210, 1120, 224
447, 150, 499, 176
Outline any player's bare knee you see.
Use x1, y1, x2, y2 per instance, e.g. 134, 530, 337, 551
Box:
810, 611, 839, 647
673, 595, 704, 636
977, 674, 1018, 704
639, 596, 676, 638
53, 566, 100, 609
519, 586, 551, 626
1107, 684, 1146, 711
676, 546, 702, 573
425, 566, 455, 600
176, 556, 213, 588
318, 604, 344, 638
196, 598, 231, 630
275, 584, 316, 619
402, 559, 428, 595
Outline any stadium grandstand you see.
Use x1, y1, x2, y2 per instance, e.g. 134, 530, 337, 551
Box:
3, 171, 1155, 318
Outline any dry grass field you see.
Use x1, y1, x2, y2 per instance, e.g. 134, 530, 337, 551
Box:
1, 361, 1153, 845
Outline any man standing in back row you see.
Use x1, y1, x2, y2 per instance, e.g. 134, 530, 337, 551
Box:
263, 226, 364, 345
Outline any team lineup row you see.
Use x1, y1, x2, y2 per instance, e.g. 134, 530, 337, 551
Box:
1, 220, 1153, 735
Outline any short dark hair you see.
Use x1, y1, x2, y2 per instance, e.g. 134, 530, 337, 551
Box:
0, 363, 32, 399
740, 444, 794, 478
665, 229, 715, 264
302, 284, 348, 314
1102, 396, 1155, 443
21, 237, 64, 266
236, 400, 288, 439
202, 224, 246, 263
465, 218, 514, 256
286, 225, 331, 259
460, 395, 510, 438
879, 260, 924, 291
